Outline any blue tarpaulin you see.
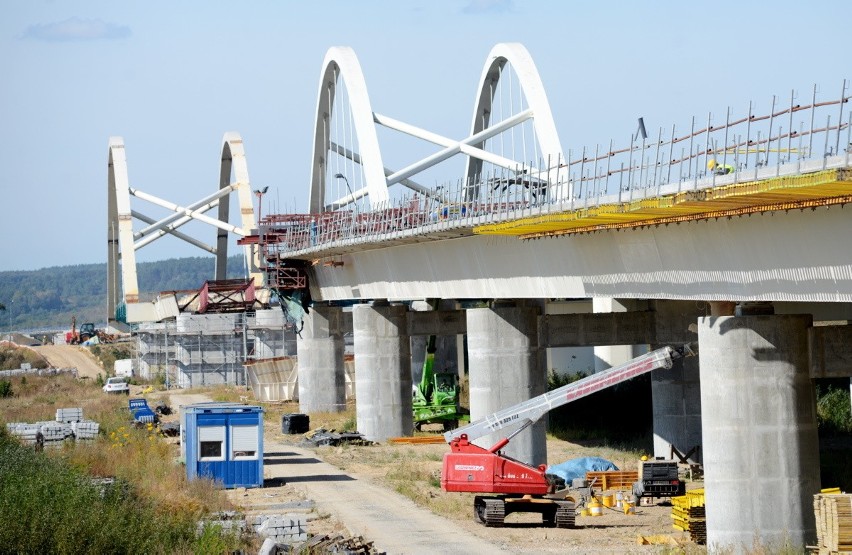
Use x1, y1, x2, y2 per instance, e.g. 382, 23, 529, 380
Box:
545, 456, 618, 484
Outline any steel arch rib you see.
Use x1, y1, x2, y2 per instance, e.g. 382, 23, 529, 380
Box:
107, 137, 139, 324
218, 132, 264, 286
309, 46, 389, 213
465, 43, 564, 197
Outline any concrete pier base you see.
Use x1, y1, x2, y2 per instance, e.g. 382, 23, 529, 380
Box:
296, 305, 345, 413
699, 314, 820, 552
353, 303, 412, 442
466, 305, 546, 466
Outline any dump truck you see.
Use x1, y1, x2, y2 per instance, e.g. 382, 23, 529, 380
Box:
440, 343, 697, 528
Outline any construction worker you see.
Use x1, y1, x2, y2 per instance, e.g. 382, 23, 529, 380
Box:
707, 158, 734, 176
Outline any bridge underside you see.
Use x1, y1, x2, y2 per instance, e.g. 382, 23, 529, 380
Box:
309, 199, 852, 303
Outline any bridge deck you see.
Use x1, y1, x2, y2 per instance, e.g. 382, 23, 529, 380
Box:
476, 167, 852, 238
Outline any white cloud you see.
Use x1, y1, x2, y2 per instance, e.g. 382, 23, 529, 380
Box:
23, 17, 131, 42
462, 0, 514, 14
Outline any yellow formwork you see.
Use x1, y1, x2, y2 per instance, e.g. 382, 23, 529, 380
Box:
474, 169, 852, 237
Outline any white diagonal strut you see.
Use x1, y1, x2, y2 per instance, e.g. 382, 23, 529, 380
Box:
374, 112, 544, 176
386, 109, 534, 186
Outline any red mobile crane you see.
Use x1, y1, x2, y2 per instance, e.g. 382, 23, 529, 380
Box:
441, 343, 697, 527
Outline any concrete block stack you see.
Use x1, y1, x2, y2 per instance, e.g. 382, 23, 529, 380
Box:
198, 514, 247, 536
56, 407, 83, 423
5, 423, 41, 445
37, 421, 72, 442
254, 514, 308, 544
71, 421, 100, 440
5, 408, 100, 445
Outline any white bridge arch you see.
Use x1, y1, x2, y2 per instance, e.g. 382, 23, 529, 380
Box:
465, 42, 565, 200
308, 42, 565, 214
106, 133, 262, 326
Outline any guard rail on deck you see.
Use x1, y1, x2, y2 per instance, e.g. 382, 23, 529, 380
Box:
258, 90, 851, 259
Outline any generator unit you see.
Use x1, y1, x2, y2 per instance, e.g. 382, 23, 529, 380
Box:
632, 459, 685, 499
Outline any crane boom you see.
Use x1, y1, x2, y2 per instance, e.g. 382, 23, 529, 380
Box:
445, 343, 695, 445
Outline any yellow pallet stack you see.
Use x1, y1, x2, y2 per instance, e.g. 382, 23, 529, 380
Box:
813, 493, 852, 555
672, 489, 706, 545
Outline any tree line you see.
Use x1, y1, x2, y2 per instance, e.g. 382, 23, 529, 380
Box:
0, 256, 248, 331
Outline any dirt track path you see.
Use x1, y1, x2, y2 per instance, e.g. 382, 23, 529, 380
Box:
259, 440, 515, 555
32, 344, 104, 379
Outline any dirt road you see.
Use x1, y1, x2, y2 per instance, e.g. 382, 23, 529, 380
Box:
32, 344, 104, 379
257, 441, 514, 555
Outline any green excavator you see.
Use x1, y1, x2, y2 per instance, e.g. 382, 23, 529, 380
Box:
412, 334, 469, 431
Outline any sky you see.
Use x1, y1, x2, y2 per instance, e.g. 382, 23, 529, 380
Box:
1, 0, 849, 272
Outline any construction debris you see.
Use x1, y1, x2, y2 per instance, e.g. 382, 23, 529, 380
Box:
298, 533, 383, 554
636, 534, 686, 546
158, 421, 180, 436
301, 429, 373, 447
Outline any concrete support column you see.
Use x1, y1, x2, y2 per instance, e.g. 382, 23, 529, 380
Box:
699, 314, 819, 551
467, 304, 546, 466
353, 303, 412, 442
651, 351, 702, 462
296, 305, 345, 413
651, 300, 704, 462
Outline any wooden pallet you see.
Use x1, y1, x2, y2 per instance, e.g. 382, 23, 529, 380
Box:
586, 470, 639, 492
813, 493, 852, 554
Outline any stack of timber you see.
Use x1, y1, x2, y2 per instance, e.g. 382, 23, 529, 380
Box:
672, 489, 706, 545
813, 492, 852, 554
585, 470, 639, 492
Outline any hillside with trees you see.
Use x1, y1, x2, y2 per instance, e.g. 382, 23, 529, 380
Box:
0, 256, 247, 331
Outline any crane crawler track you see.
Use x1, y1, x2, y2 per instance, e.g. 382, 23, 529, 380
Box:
474, 496, 506, 527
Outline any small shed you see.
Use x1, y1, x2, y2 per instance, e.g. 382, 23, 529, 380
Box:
181, 402, 264, 489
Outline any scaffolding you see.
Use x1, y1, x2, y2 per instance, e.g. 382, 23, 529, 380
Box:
135, 310, 296, 389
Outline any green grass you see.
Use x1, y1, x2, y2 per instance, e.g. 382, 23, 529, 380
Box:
0, 429, 244, 554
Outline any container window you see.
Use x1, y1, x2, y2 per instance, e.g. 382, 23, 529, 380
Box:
198, 425, 225, 461
231, 425, 258, 460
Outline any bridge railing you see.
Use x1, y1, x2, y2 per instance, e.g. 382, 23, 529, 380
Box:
263, 85, 850, 256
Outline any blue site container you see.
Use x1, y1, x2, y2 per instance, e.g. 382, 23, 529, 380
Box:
182, 402, 264, 489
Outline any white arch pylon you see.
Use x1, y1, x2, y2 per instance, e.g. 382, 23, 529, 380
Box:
106, 133, 262, 326
465, 43, 565, 200
308, 46, 389, 213
308, 43, 565, 214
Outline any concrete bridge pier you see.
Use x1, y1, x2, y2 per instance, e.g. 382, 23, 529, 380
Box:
651, 351, 702, 462
296, 305, 346, 413
650, 300, 705, 462
699, 314, 820, 552
466, 303, 547, 466
353, 303, 412, 442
